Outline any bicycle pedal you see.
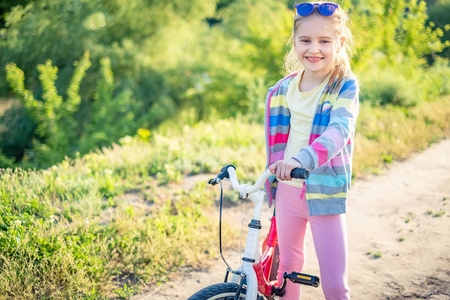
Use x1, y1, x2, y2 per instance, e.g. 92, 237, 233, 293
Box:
284, 272, 320, 287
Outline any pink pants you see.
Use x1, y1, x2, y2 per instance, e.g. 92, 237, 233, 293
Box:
275, 182, 350, 300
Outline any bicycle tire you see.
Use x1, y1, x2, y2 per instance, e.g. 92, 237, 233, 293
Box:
187, 282, 266, 300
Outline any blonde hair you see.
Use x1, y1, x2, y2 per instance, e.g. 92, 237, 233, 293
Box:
284, 1, 355, 92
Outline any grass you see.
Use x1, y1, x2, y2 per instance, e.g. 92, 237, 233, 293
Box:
426, 209, 446, 217
353, 96, 450, 177
366, 251, 383, 259
404, 212, 415, 223
1, 96, 450, 298
0, 119, 263, 299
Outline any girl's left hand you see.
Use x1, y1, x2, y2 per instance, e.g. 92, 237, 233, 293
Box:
269, 158, 303, 181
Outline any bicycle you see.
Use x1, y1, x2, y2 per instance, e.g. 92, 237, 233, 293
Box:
187, 164, 320, 300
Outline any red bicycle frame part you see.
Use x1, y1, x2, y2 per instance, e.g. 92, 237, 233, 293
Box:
253, 216, 279, 296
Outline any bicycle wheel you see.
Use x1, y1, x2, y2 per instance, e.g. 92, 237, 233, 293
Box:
187, 282, 266, 300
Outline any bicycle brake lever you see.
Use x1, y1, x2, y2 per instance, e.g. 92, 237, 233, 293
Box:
209, 165, 236, 186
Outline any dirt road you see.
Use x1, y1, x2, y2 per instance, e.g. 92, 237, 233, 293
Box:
135, 139, 450, 300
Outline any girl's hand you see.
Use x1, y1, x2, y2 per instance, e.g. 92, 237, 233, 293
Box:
269, 158, 303, 181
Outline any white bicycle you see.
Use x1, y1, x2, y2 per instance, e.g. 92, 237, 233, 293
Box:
188, 164, 319, 300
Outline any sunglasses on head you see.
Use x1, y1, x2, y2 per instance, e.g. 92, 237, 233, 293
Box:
295, 2, 339, 16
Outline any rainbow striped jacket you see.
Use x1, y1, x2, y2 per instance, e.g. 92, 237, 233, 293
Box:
264, 72, 359, 215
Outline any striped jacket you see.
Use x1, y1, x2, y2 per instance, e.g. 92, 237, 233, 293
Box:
264, 72, 359, 216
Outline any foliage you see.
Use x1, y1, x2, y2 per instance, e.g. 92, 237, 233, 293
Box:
0, 0, 219, 126
167, 0, 293, 121
1, 96, 450, 298
4, 52, 143, 167
0, 0, 450, 167
350, 0, 448, 71
0, 100, 34, 161
422, 57, 450, 96
360, 69, 418, 107
0, 0, 31, 28
357, 56, 450, 108
78, 56, 140, 154
6, 52, 91, 166
0, 0, 294, 164
426, 0, 450, 59
353, 95, 450, 176
0, 118, 265, 299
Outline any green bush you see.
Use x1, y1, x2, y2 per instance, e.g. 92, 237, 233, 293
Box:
4, 52, 146, 168
5, 52, 92, 167
358, 57, 450, 108
422, 57, 450, 96
427, 0, 450, 59
359, 69, 420, 107
0, 100, 34, 161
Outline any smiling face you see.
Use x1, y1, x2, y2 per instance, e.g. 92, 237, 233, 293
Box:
293, 14, 343, 80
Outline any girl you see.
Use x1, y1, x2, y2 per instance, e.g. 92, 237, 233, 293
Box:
264, 2, 359, 299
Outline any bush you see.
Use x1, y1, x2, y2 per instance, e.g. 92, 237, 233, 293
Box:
359, 69, 420, 107
4, 52, 146, 168
5, 52, 92, 167
421, 57, 450, 97
0, 99, 34, 162
427, 0, 450, 59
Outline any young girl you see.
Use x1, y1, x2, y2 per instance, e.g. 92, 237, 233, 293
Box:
264, 2, 359, 299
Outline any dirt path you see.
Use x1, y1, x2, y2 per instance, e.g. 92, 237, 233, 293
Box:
134, 139, 450, 300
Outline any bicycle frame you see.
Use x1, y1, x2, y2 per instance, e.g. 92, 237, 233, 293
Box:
258, 216, 279, 295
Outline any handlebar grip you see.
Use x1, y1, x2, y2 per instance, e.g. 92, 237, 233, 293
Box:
208, 165, 236, 186
290, 168, 310, 179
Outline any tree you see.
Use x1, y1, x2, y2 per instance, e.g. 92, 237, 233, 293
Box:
0, 0, 217, 119
426, 0, 450, 59
350, 0, 447, 70
0, 0, 31, 28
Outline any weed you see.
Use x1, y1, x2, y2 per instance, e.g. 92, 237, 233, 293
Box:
433, 210, 446, 218
366, 251, 382, 259
114, 284, 135, 299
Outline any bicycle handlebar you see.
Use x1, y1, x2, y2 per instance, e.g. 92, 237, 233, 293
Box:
290, 168, 310, 180
209, 164, 310, 195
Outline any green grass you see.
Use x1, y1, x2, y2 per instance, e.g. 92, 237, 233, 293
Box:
353, 96, 450, 177
1, 96, 450, 298
0, 119, 263, 299
366, 251, 383, 259
427, 209, 446, 217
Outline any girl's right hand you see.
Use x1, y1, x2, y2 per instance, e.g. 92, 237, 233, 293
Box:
269, 158, 303, 181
